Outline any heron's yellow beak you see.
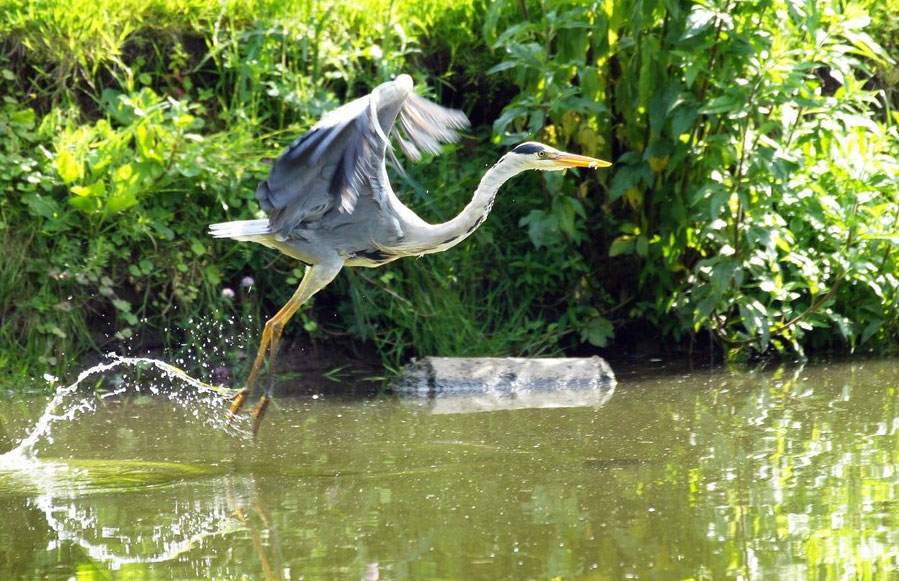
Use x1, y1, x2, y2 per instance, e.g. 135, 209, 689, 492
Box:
553, 152, 612, 169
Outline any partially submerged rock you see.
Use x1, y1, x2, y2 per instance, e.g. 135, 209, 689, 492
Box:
393, 356, 616, 414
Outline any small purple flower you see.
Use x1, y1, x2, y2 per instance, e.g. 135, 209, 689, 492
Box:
222, 287, 235, 299
212, 366, 230, 383
241, 276, 255, 288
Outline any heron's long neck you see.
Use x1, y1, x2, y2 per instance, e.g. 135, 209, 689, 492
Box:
415, 157, 524, 253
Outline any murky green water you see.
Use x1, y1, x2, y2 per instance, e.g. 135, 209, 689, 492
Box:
0, 358, 896, 579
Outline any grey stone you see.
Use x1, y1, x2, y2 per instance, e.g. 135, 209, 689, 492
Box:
393, 356, 616, 414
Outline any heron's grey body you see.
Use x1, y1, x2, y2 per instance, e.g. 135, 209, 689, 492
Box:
211, 74, 521, 271
210, 74, 610, 433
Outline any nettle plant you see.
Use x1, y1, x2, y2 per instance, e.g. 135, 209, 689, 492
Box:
484, 1, 617, 348
50, 88, 263, 342
488, 0, 898, 357
663, 0, 899, 355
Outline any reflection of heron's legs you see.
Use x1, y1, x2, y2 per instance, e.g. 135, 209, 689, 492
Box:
225, 477, 282, 581
254, 497, 284, 575
232, 505, 280, 581
229, 261, 342, 434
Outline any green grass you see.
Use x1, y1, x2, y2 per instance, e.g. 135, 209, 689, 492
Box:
0, 0, 516, 385
1, 0, 898, 388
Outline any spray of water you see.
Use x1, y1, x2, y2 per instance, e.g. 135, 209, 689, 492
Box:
2, 354, 250, 464
0, 325, 261, 570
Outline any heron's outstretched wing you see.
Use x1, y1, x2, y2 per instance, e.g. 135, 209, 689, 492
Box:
256, 75, 470, 238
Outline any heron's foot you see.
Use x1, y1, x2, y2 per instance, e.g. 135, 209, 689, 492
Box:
233, 507, 249, 525
227, 388, 252, 424
251, 396, 270, 436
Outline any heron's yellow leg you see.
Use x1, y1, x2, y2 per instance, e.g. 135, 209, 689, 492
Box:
248, 297, 304, 434
246, 299, 296, 394
229, 261, 343, 434
229, 285, 307, 420
227, 311, 278, 418
227, 309, 280, 419
227, 321, 275, 417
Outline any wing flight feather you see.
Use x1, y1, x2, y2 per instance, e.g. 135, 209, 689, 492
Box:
255, 76, 470, 238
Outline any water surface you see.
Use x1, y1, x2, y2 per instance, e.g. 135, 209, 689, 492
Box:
0, 358, 896, 579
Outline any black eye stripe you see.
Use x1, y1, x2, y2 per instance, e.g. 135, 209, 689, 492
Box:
512, 143, 544, 155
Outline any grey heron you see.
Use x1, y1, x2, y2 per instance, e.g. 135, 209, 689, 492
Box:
210, 74, 611, 434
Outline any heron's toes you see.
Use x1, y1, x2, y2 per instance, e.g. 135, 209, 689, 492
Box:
227, 388, 251, 423
251, 396, 270, 436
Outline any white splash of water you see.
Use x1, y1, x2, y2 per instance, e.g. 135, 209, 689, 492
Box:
0, 353, 258, 572
2, 354, 244, 462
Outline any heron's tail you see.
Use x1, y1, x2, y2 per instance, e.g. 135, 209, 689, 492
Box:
209, 219, 272, 241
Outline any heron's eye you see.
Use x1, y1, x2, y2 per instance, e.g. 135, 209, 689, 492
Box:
537, 151, 546, 158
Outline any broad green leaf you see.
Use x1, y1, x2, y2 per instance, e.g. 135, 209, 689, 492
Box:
696, 295, 718, 325
699, 94, 741, 115
135, 124, 163, 163
190, 239, 207, 256
56, 149, 83, 184
552, 195, 577, 236
671, 106, 698, 137
610, 163, 651, 201
520, 210, 563, 249
70, 181, 106, 198
636, 235, 649, 257
205, 264, 222, 285
485, 60, 518, 75
608, 235, 635, 257
68, 196, 100, 213
105, 191, 138, 215
681, 6, 716, 40
9, 107, 35, 129
23, 192, 60, 220
582, 316, 614, 347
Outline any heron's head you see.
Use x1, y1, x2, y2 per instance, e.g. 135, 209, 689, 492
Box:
506, 142, 611, 172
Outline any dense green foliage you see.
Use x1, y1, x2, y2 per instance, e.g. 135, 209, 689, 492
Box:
1, 0, 897, 382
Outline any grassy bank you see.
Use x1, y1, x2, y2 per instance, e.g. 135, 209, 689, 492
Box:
2, 0, 898, 386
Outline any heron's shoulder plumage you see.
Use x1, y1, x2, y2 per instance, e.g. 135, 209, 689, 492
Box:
256, 75, 469, 238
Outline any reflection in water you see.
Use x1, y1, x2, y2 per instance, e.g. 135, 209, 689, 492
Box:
403, 385, 616, 415
34, 472, 250, 569
229, 476, 285, 581
686, 364, 898, 579
0, 358, 896, 578
0, 356, 258, 575
0, 456, 284, 575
